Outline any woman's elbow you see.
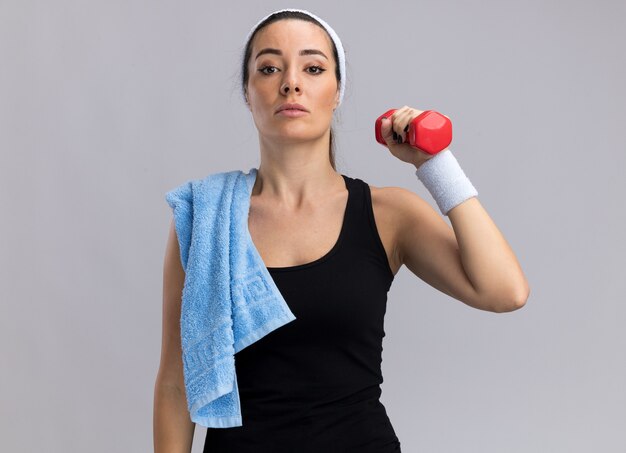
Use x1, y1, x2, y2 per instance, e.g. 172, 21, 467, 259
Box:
492, 284, 530, 313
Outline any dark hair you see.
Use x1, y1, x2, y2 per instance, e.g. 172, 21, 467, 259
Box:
240, 11, 342, 170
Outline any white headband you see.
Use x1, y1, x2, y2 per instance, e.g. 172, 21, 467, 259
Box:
242, 8, 346, 108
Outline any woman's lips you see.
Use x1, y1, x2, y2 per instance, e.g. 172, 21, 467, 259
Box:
276, 109, 308, 117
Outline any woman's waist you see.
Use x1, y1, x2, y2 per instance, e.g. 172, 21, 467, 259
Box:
240, 383, 384, 421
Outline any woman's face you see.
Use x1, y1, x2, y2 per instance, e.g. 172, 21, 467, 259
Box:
245, 19, 339, 144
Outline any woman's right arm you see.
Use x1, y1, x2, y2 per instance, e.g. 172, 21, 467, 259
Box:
153, 218, 196, 453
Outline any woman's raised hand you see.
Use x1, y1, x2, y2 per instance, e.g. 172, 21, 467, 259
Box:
378, 105, 450, 169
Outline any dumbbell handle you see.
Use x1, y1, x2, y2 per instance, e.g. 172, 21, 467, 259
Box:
375, 109, 452, 155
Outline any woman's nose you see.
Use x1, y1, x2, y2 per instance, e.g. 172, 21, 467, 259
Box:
280, 69, 301, 95
281, 82, 301, 94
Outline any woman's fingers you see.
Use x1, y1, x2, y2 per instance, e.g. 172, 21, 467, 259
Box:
390, 106, 424, 144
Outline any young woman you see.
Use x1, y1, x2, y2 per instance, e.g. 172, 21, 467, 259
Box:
154, 9, 530, 453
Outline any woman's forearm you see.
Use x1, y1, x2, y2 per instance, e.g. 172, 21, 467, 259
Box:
447, 196, 530, 312
153, 382, 196, 453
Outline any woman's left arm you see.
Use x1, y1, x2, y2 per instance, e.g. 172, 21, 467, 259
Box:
379, 106, 530, 313
390, 186, 529, 313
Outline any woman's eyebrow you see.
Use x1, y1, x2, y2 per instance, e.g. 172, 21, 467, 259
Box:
255, 48, 328, 60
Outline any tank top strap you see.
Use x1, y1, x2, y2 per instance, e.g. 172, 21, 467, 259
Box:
340, 174, 395, 286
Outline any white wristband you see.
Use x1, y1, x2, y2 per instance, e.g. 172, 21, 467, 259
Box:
414, 148, 478, 216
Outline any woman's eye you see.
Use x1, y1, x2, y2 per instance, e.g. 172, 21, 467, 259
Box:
308, 65, 326, 75
258, 66, 277, 75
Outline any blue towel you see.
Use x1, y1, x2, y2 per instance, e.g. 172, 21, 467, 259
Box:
164, 167, 297, 428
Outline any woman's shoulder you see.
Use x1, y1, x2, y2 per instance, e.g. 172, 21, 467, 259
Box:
366, 182, 436, 276
370, 181, 435, 229
354, 174, 426, 209
368, 183, 415, 221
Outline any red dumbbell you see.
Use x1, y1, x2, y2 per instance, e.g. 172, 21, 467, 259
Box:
375, 109, 452, 155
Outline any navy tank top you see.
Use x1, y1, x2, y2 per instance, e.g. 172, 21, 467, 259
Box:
203, 174, 401, 452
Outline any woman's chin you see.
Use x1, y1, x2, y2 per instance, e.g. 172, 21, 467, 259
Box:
265, 132, 320, 144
